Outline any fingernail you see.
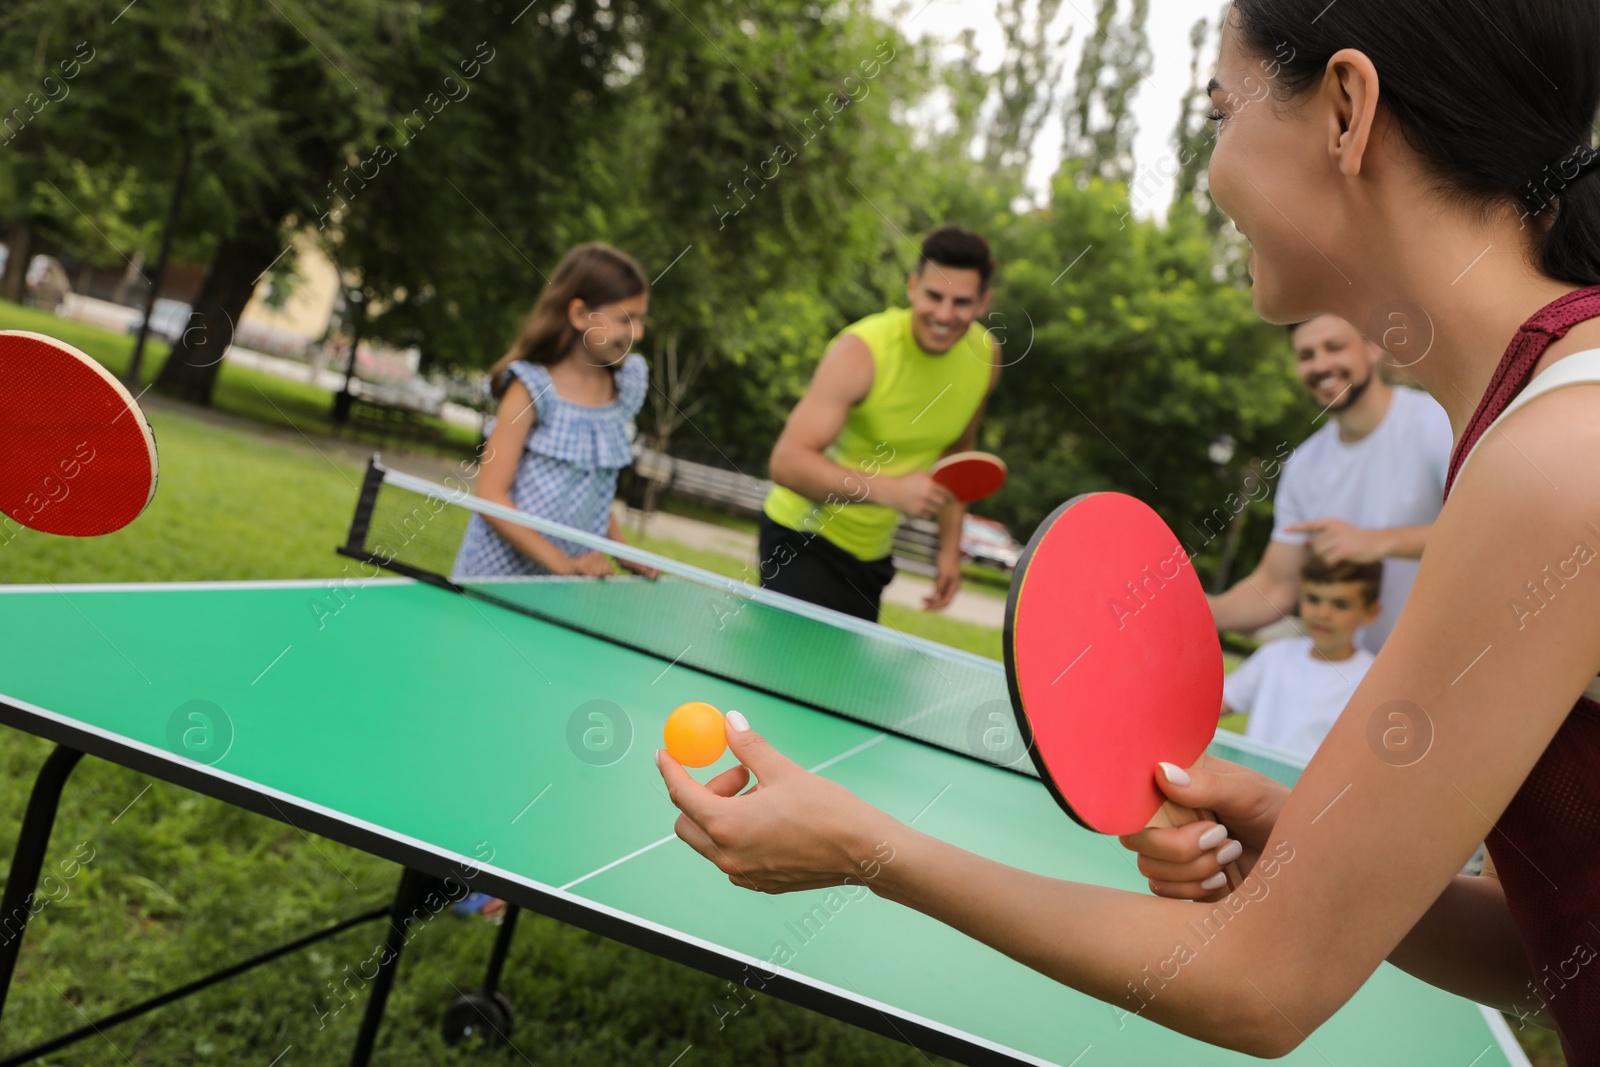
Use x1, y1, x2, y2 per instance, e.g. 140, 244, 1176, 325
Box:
727, 710, 750, 732
1197, 824, 1228, 850
1200, 872, 1227, 891
654, 749, 663, 768
1216, 840, 1244, 865
1159, 762, 1192, 786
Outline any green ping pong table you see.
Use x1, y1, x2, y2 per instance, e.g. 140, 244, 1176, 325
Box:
0, 576, 1531, 1066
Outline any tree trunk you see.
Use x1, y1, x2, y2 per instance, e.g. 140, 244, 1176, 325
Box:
1213, 459, 1262, 592
151, 223, 281, 405
113, 251, 146, 306
2, 221, 33, 304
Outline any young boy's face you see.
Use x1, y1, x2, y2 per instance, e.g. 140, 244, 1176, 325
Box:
1300, 579, 1380, 647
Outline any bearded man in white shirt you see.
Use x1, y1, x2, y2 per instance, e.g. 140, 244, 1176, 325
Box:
1208, 314, 1453, 654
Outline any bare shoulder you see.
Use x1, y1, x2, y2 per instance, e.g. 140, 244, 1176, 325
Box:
1441, 383, 1600, 627
1456, 381, 1600, 512
809, 332, 876, 405
496, 374, 538, 429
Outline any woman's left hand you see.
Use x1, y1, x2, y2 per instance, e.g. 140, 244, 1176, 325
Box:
657, 711, 896, 893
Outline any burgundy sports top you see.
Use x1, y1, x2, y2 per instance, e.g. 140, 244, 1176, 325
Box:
1445, 284, 1600, 1064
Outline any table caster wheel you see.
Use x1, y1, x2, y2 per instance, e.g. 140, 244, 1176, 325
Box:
441, 989, 513, 1047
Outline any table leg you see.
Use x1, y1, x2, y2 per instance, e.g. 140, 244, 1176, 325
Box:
0, 745, 84, 1024
481, 905, 519, 997
348, 866, 428, 1067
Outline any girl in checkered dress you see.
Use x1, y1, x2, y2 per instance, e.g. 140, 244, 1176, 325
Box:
453, 244, 657, 580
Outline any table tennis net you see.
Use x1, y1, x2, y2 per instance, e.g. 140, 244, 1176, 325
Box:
337, 460, 1308, 788
338, 459, 1044, 774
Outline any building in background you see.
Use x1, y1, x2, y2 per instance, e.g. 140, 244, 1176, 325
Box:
236, 231, 342, 358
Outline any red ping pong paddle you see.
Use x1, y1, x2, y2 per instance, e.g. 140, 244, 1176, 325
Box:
0, 331, 158, 537
931, 451, 1007, 505
1004, 492, 1240, 886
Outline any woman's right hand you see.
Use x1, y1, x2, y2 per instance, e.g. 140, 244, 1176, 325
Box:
1118, 757, 1290, 900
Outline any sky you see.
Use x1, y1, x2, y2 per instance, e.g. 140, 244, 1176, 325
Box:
882, 0, 1221, 220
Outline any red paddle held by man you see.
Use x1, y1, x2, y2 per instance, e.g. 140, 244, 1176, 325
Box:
929, 450, 1007, 505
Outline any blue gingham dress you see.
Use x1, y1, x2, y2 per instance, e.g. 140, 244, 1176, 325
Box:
452, 354, 648, 578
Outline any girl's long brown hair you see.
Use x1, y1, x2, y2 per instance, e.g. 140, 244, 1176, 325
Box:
489, 243, 649, 398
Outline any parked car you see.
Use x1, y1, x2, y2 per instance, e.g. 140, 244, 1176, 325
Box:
126, 299, 195, 344
960, 514, 1022, 571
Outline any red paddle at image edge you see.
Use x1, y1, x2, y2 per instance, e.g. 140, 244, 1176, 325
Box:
1003, 492, 1241, 886
0, 330, 158, 537
930, 451, 1007, 504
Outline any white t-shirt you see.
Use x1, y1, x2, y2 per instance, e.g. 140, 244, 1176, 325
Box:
1271, 386, 1452, 653
1224, 636, 1375, 759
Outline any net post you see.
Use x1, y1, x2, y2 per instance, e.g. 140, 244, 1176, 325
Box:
339, 454, 387, 559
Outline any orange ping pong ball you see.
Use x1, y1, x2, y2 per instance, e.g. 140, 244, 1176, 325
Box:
664, 702, 728, 767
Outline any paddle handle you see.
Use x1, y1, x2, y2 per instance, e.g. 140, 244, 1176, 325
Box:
1150, 800, 1244, 893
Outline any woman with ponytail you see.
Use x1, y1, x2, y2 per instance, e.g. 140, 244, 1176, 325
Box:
656, 2, 1600, 1060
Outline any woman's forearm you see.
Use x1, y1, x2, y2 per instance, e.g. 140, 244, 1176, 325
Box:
867, 821, 1296, 1055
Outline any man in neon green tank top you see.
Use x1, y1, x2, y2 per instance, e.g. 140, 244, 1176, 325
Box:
760, 226, 1002, 621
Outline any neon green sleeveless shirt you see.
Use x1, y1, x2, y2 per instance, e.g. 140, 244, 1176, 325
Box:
764, 307, 993, 561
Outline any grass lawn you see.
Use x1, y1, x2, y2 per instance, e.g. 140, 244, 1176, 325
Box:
0, 404, 957, 1066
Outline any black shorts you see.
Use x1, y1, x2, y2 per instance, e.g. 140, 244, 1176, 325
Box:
757, 515, 896, 622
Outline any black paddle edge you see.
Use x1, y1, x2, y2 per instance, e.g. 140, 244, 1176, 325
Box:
1002, 493, 1099, 834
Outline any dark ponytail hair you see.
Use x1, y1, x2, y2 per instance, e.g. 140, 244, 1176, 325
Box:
488, 243, 649, 398
1231, 0, 1600, 286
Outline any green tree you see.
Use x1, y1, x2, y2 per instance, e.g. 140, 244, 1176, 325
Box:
0, 0, 406, 400
317, 0, 931, 485
146, 1, 412, 402
1060, 0, 1150, 185
984, 0, 1070, 183
1169, 5, 1232, 236
977, 166, 1312, 577
30, 161, 158, 291
596, 0, 928, 468
0, 20, 109, 302
324, 0, 636, 374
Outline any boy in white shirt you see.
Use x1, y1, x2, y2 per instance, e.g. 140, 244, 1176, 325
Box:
1221, 556, 1383, 760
